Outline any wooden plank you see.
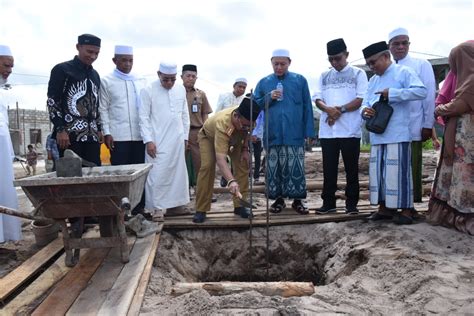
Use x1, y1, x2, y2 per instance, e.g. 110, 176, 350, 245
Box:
1, 228, 99, 315
164, 212, 372, 229
127, 227, 163, 316
163, 203, 429, 229
1, 253, 71, 315
213, 180, 370, 193
0, 238, 63, 304
97, 234, 155, 315
66, 236, 136, 316
31, 248, 110, 316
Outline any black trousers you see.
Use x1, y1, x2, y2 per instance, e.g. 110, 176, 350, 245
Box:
320, 138, 360, 208
251, 139, 263, 179
110, 141, 146, 213
59, 140, 101, 166
110, 141, 145, 165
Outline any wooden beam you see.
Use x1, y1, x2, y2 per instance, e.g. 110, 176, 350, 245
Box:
127, 227, 163, 316
97, 234, 155, 316
31, 248, 110, 316
0, 238, 63, 304
171, 281, 315, 297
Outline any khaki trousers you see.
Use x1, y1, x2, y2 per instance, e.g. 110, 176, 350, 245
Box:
195, 132, 249, 212
188, 128, 202, 176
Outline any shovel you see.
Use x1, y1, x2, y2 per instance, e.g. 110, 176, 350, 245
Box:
235, 192, 257, 209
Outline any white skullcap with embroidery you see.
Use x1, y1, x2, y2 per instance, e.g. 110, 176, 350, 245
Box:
114, 45, 133, 55
234, 77, 247, 84
159, 62, 177, 74
272, 48, 290, 58
0, 45, 13, 56
388, 27, 409, 42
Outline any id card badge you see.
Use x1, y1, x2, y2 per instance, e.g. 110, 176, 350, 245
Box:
192, 104, 198, 113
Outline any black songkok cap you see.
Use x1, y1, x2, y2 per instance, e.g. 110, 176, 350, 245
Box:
78, 34, 101, 47
182, 64, 197, 72
327, 38, 347, 56
362, 41, 388, 59
238, 93, 260, 122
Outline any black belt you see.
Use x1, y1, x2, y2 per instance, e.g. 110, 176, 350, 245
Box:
191, 126, 202, 129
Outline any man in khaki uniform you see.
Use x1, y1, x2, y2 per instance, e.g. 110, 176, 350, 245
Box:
193, 95, 259, 223
182, 64, 213, 179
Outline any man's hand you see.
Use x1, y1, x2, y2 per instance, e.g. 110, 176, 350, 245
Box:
251, 135, 259, 143
375, 89, 389, 100
98, 131, 104, 144
326, 106, 341, 120
241, 149, 250, 166
326, 117, 336, 126
421, 128, 432, 142
56, 131, 70, 149
362, 107, 376, 118
104, 135, 114, 151
271, 89, 282, 100
146, 142, 157, 158
228, 180, 241, 197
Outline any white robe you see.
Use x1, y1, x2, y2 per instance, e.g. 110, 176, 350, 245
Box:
0, 95, 22, 242
139, 80, 190, 210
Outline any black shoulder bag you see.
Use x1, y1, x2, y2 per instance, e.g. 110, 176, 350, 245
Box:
365, 95, 393, 134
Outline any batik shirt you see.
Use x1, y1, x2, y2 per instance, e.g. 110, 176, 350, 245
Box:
47, 56, 102, 142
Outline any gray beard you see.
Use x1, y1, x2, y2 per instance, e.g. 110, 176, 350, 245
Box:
0, 77, 7, 86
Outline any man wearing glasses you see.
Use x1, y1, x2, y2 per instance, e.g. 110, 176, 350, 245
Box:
388, 27, 436, 207
313, 38, 368, 215
360, 41, 427, 225
192, 95, 259, 223
139, 62, 190, 221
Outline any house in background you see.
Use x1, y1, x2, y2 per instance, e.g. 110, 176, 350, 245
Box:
8, 106, 51, 156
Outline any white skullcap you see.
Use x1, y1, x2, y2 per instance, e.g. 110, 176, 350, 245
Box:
234, 77, 247, 84
388, 27, 409, 42
159, 62, 177, 75
114, 45, 133, 55
0, 45, 12, 57
272, 48, 290, 58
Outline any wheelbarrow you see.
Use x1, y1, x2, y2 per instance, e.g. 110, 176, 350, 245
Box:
14, 163, 152, 267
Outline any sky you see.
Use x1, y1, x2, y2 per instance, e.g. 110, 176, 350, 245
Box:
1, 0, 473, 112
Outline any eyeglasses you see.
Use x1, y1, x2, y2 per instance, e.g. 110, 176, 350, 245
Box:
390, 40, 410, 47
161, 77, 176, 82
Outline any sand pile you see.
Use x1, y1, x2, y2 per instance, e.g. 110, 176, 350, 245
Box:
141, 221, 473, 315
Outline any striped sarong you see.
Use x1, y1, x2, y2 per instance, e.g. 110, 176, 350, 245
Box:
411, 141, 423, 202
369, 142, 413, 209
266, 145, 306, 199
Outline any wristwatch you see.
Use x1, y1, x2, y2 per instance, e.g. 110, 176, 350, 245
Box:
340, 105, 347, 113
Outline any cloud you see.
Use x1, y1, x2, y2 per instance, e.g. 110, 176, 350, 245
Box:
1, 0, 472, 111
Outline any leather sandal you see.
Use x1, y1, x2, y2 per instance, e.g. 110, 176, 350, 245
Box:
292, 199, 309, 215
270, 198, 286, 213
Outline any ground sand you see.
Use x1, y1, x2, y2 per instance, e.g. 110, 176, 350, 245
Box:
140, 150, 473, 315
2, 151, 473, 315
